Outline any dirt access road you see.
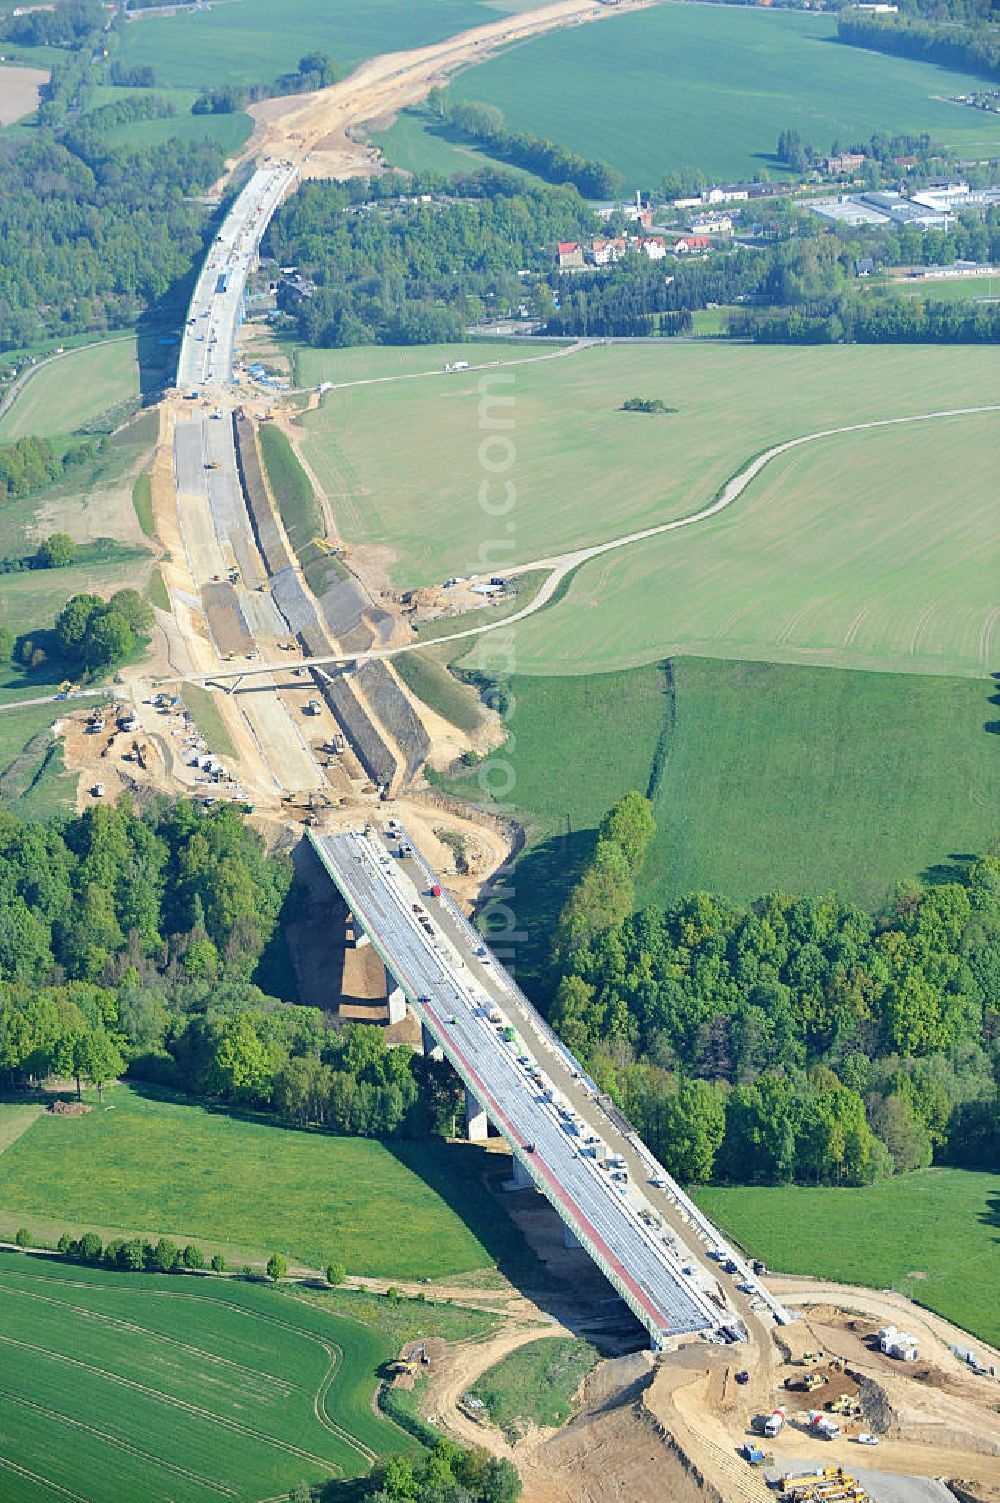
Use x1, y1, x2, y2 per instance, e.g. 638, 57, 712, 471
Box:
243, 0, 641, 178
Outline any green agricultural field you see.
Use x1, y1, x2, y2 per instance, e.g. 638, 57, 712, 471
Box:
301, 341, 998, 676
0, 1087, 507, 1280
0, 1250, 414, 1503
436, 5, 1000, 186
295, 339, 533, 388
471, 1336, 599, 1439
0, 337, 139, 442
695, 1169, 1000, 1348
508, 406, 1000, 679
115, 0, 547, 91
436, 657, 1000, 959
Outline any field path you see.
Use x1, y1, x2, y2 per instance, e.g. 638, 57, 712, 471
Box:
188, 399, 1000, 686
368, 400, 1000, 662
290, 338, 595, 397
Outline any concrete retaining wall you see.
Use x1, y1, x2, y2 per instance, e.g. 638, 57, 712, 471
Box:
314, 668, 398, 789
356, 659, 430, 782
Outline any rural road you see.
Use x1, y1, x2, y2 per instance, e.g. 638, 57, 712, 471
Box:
0, 334, 134, 432
180, 399, 1000, 686
284, 338, 595, 397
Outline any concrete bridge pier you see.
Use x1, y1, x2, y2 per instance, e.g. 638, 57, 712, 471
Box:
421, 1022, 444, 1061
504, 1153, 534, 1191
465, 1087, 489, 1142
386, 983, 407, 1027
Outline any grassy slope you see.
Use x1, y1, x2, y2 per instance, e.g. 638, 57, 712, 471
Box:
472, 1336, 599, 1438
0, 1250, 413, 1503
0, 702, 77, 821
641, 658, 1000, 909
115, 0, 547, 90
695, 1169, 1000, 1349
0, 1086, 502, 1279
447, 6, 1000, 186
434, 657, 1000, 958
0, 339, 139, 442
509, 408, 1000, 679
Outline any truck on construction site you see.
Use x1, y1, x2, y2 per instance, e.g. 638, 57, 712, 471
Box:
305, 699, 321, 716
807, 1410, 841, 1440
740, 1444, 773, 1467
757, 1407, 785, 1438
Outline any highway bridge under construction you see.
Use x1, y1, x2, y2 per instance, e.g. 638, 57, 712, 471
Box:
166, 132, 792, 1357
311, 823, 792, 1352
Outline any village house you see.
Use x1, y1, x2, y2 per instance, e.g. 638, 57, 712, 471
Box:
557, 240, 585, 269
672, 234, 713, 255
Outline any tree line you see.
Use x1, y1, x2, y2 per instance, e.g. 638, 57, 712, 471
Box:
548, 794, 1000, 1187
731, 296, 1000, 344
359, 1442, 520, 1503
837, 9, 1000, 83
0, 799, 462, 1140
193, 53, 339, 115
0, 435, 98, 502
427, 91, 622, 200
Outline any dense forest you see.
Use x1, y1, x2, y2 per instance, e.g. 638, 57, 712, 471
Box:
548, 794, 1000, 1188
0, 800, 460, 1138
266, 171, 597, 347
0, 0, 228, 351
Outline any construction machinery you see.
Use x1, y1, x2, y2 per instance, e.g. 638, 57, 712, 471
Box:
310, 536, 345, 557
786, 1369, 827, 1392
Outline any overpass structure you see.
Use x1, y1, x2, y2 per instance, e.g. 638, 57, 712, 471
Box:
310, 823, 792, 1351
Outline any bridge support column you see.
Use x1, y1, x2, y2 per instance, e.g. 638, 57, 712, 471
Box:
563, 1223, 582, 1250
421, 1022, 444, 1062
349, 916, 370, 949
504, 1154, 534, 1191
465, 1088, 489, 1143
386, 984, 407, 1027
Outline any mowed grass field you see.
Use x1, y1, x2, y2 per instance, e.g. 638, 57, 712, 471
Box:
508, 409, 1000, 678
0, 337, 139, 441
301, 342, 999, 676
0, 1250, 412, 1503
695, 1169, 1000, 1348
0, 1087, 498, 1280
438, 658, 999, 941
439, 5, 1000, 185
115, 0, 548, 91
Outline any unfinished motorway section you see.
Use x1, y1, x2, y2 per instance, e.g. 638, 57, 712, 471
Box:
311, 823, 793, 1352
